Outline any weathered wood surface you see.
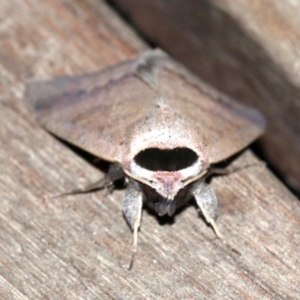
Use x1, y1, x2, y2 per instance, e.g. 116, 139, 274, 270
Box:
112, 0, 300, 194
0, 0, 299, 299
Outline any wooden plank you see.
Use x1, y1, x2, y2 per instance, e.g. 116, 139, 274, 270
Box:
111, 0, 300, 194
0, 0, 299, 299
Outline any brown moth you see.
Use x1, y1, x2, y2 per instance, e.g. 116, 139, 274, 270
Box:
25, 49, 265, 266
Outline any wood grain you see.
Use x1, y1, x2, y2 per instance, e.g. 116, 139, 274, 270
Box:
0, 0, 299, 299
111, 0, 300, 194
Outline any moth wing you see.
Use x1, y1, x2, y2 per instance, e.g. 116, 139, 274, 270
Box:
25, 58, 158, 163
25, 49, 265, 166
147, 50, 265, 164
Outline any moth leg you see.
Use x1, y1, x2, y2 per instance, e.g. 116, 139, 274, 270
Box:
192, 181, 224, 241
122, 179, 143, 270
207, 161, 265, 177
48, 164, 124, 199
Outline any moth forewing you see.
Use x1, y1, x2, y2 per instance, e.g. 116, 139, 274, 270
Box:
25, 49, 265, 267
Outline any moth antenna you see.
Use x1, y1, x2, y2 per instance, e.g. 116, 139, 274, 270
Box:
128, 222, 139, 270
122, 180, 143, 270
205, 214, 241, 255
197, 203, 224, 242
128, 252, 135, 271
201, 208, 241, 255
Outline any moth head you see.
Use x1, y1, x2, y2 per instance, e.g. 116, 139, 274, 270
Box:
126, 147, 205, 200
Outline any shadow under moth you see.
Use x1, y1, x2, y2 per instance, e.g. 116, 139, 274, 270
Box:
25, 49, 265, 268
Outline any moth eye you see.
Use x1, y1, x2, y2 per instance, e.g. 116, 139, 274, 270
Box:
134, 147, 198, 172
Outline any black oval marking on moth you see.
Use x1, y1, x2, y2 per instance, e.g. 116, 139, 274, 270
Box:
134, 147, 199, 171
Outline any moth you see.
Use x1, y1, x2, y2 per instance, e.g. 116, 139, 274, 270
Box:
25, 49, 265, 267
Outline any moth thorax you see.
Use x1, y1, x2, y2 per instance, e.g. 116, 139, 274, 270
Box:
133, 147, 199, 199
